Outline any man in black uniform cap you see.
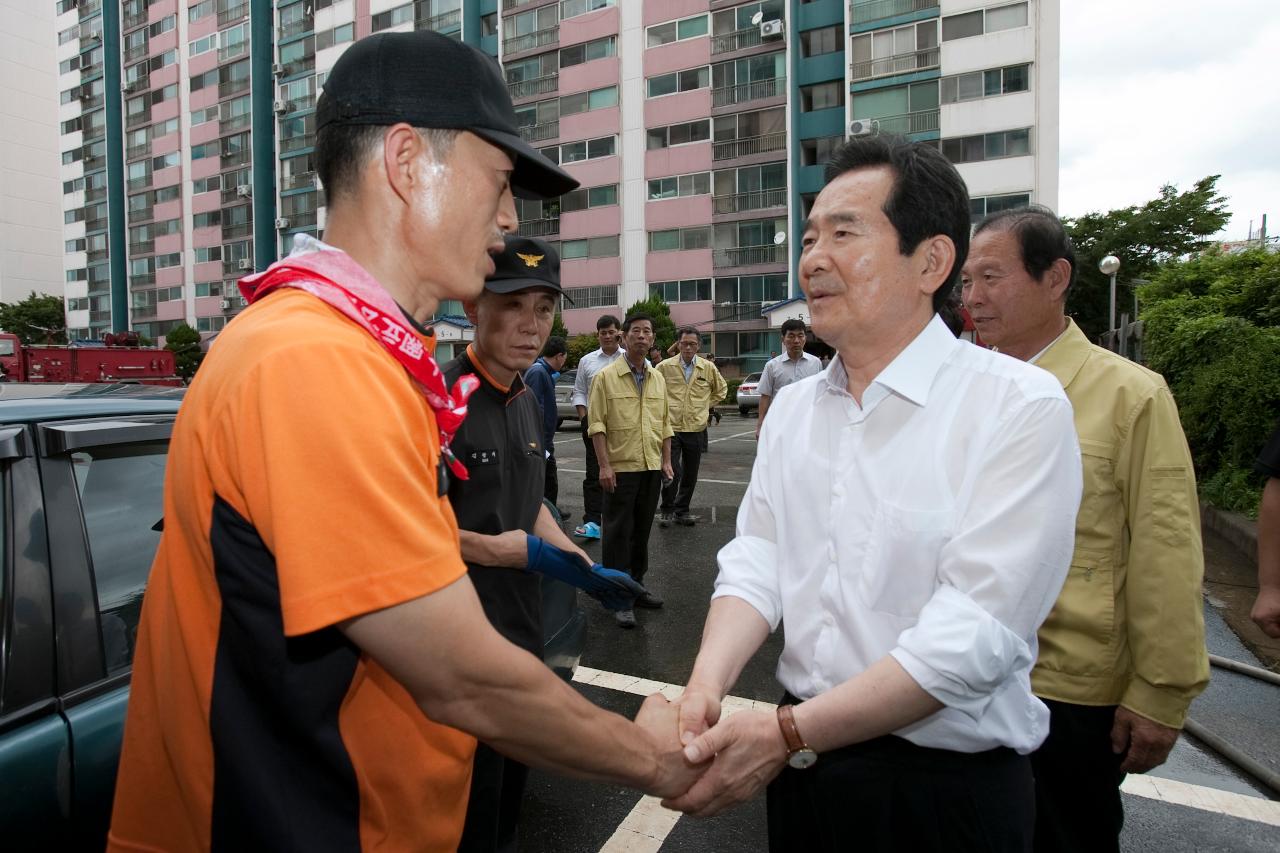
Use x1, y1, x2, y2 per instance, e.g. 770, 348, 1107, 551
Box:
446, 235, 642, 852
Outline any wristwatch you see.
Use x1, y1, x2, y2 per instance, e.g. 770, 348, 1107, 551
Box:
776, 704, 818, 769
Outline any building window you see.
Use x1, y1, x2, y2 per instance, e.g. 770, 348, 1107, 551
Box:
649, 279, 711, 303
647, 172, 711, 201
195, 282, 224, 297
647, 66, 710, 98
800, 81, 844, 112
942, 2, 1028, 41
559, 135, 616, 163
559, 86, 617, 115
940, 128, 1032, 164
560, 184, 618, 211
647, 119, 711, 150
563, 284, 619, 308
559, 35, 615, 67
970, 193, 1032, 221
193, 211, 221, 229
561, 235, 619, 259
192, 175, 222, 194
371, 2, 414, 32
197, 316, 228, 332
481, 13, 497, 36
940, 63, 1030, 103
647, 14, 708, 48
800, 25, 841, 57
194, 246, 222, 263
560, 0, 613, 20
648, 227, 711, 252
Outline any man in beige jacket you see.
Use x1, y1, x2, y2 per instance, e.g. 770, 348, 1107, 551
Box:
656, 326, 728, 527
961, 205, 1209, 853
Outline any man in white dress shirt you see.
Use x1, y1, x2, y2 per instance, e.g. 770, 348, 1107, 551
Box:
665, 135, 1083, 851
571, 314, 625, 539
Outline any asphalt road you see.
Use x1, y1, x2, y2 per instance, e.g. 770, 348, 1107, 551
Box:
517, 414, 1279, 852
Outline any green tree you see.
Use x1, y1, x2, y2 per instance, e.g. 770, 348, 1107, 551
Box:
1138, 248, 1280, 516
0, 292, 67, 344
621, 295, 676, 354
164, 322, 204, 382
565, 333, 598, 370
550, 311, 568, 340
1064, 176, 1230, 339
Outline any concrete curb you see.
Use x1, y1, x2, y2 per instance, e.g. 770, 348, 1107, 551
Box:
1200, 502, 1258, 565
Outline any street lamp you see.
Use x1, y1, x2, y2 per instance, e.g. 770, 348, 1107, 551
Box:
1099, 255, 1120, 333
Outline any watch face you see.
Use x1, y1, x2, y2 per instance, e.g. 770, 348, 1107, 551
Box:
788, 749, 818, 770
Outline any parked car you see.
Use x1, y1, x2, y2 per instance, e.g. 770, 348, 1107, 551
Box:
0, 384, 584, 850
736, 372, 762, 415
555, 368, 578, 429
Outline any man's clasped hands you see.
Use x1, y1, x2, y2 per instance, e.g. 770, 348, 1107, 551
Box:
635, 681, 791, 818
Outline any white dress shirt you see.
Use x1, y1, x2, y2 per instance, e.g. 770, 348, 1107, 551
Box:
714, 315, 1082, 754
757, 350, 823, 397
571, 347, 625, 409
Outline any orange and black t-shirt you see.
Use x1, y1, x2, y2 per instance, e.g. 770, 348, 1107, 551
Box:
108, 289, 475, 852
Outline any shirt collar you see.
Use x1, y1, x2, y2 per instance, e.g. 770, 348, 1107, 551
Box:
823, 314, 956, 407
1027, 321, 1071, 365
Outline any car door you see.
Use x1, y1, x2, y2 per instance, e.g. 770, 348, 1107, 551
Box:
37, 415, 175, 848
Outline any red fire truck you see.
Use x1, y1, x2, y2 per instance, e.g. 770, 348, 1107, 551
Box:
0, 331, 183, 386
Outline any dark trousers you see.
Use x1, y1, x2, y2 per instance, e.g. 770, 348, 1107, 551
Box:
660, 431, 703, 516
602, 470, 662, 584
580, 421, 603, 525
767, 701, 1034, 853
457, 743, 529, 853
1031, 699, 1125, 853
543, 452, 558, 508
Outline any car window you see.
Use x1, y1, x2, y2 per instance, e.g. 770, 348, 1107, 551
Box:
71, 441, 168, 675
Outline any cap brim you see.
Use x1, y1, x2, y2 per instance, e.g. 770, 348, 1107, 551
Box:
484, 277, 573, 306
473, 128, 579, 200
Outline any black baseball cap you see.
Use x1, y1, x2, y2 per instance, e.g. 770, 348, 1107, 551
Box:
485, 236, 571, 304
316, 31, 578, 200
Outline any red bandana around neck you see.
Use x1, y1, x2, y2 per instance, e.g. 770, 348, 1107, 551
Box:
239, 247, 479, 480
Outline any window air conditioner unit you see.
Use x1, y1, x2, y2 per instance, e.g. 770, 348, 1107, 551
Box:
275, 217, 290, 229
236, 184, 252, 197
272, 63, 286, 76
273, 99, 289, 114
760, 20, 784, 38
237, 258, 253, 270
220, 298, 231, 310
848, 118, 878, 137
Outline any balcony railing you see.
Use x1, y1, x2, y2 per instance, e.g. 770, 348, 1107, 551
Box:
221, 149, 251, 167
220, 113, 251, 134
713, 244, 786, 268
130, 273, 156, 286
217, 41, 249, 63
217, 3, 248, 26
279, 134, 316, 154
867, 108, 940, 135
83, 154, 106, 171
713, 301, 763, 323
713, 131, 787, 161
126, 142, 151, 160
86, 248, 110, 263
281, 171, 317, 191
129, 240, 155, 255
222, 222, 253, 240
78, 92, 104, 109
122, 43, 148, 63
223, 257, 253, 275
85, 185, 107, 203
517, 217, 560, 238
280, 211, 318, 230
122, 11, 147, 30
129, 206, 154, 222
508, 74, 559, 100
278, 18, 314, 40
286, 93, 316, 112
711, 26, 763, 55
131, 304, 157, 321
218, 77, 250, 98
222, 184, 249, 204
89, 310, 112, 325
851, 46, 940, 81
712, 76, 784, 108
851, 0, 938, 26
417, 9, 461, 32
713, 187, 787, 215
519, 120, 559, 143
505, 26, 558, 54
280, 57, 316, 78
502, 0, 538, 9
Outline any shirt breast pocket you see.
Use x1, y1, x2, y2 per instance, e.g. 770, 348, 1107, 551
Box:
858, 502, 954, 618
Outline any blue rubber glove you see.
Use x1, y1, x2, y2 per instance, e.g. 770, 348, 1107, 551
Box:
526, 535, 647, 611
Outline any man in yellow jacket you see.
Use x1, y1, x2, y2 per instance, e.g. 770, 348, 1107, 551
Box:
656, 326, 728, 527
961, 205, 1208, 853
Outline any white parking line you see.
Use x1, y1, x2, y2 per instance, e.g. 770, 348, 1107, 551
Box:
574, 666, 1280, 839
708, 429, 756, 444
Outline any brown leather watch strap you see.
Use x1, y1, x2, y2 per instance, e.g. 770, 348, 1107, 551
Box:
776, 704, 808, 754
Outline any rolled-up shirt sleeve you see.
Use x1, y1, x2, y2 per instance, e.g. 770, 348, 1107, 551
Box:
891, 394, 1082, 719
713, 434, 783, 629
571, 357, 592, 409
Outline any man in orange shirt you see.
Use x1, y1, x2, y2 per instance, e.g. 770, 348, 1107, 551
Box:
108, 32, 698, 852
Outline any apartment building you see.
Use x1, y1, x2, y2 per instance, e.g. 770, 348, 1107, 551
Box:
50, 0, 1055, 370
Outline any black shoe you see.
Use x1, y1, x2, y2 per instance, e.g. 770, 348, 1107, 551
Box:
675, 514, 699, 527
614, 609, 637, 628
635, 591, 664, 609
658, 512, 673, 528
